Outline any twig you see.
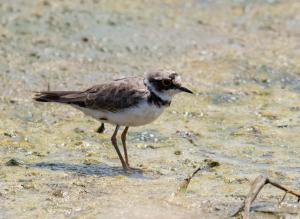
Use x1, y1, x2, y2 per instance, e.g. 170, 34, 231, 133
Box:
232, 175, 300, 218
176, 159, 219, 194
267, 179, 300, 198
242, 175, 268, 218
280, 191, 288, 204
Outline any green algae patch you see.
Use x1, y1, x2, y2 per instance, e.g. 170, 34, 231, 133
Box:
5, 158, 24, 167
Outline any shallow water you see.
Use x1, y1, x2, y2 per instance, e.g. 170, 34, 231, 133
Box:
1, 0, 300, 218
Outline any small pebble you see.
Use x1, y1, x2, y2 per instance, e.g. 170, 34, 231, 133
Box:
81, 37, 89, 42
22, 183, 35, 189
174, 150, 182, 155
52, 190, 66, 198
74, 127, 85, 133
145, 145, 156, 149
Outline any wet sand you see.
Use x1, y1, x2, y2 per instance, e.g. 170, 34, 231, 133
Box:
1, 0, 300, 218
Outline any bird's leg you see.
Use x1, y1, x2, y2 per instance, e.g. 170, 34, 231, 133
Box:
111, 125, 128, 170
97, 123, 105, 133
121, 126, 130, 167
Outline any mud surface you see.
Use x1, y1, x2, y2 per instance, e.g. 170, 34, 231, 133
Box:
1, 0, 300, 218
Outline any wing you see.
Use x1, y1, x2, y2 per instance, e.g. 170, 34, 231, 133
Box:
34, 77, 149, 112
85, 77, 148, 112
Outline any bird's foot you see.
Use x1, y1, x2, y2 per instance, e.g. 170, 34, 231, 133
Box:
96, 123, 105, 133
121, 162, 132, 171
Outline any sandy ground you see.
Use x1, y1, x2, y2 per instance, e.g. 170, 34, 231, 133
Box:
1, 0, 300, 218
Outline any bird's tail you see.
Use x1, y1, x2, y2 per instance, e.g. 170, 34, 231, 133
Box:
33, 91, 82, 104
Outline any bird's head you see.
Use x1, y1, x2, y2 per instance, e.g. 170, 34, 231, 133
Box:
144, 70, 193, 101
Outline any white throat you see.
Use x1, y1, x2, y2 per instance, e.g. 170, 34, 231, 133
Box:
144, 79, 177, 102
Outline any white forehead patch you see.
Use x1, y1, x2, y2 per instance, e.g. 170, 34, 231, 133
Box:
173, 75, 181, 84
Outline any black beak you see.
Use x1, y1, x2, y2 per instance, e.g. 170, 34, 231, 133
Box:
178, 86, 193, 94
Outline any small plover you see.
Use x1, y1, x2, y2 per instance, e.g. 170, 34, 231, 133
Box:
34, 70, 193, 169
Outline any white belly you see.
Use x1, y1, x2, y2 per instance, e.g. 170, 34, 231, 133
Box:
73, 101, 165, 127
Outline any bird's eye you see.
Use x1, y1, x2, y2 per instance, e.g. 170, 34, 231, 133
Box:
161, 80, 171, 86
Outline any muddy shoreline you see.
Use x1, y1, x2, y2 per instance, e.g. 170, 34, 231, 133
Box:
1, 0, 300, 218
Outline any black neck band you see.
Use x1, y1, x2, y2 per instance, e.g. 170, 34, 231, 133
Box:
144, 80, 171, 107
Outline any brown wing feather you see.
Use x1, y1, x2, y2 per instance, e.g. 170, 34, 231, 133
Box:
34, 77, 149, 112
85, 77, 148, 111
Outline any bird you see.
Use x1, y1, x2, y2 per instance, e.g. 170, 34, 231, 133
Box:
34, 70, 193, 170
